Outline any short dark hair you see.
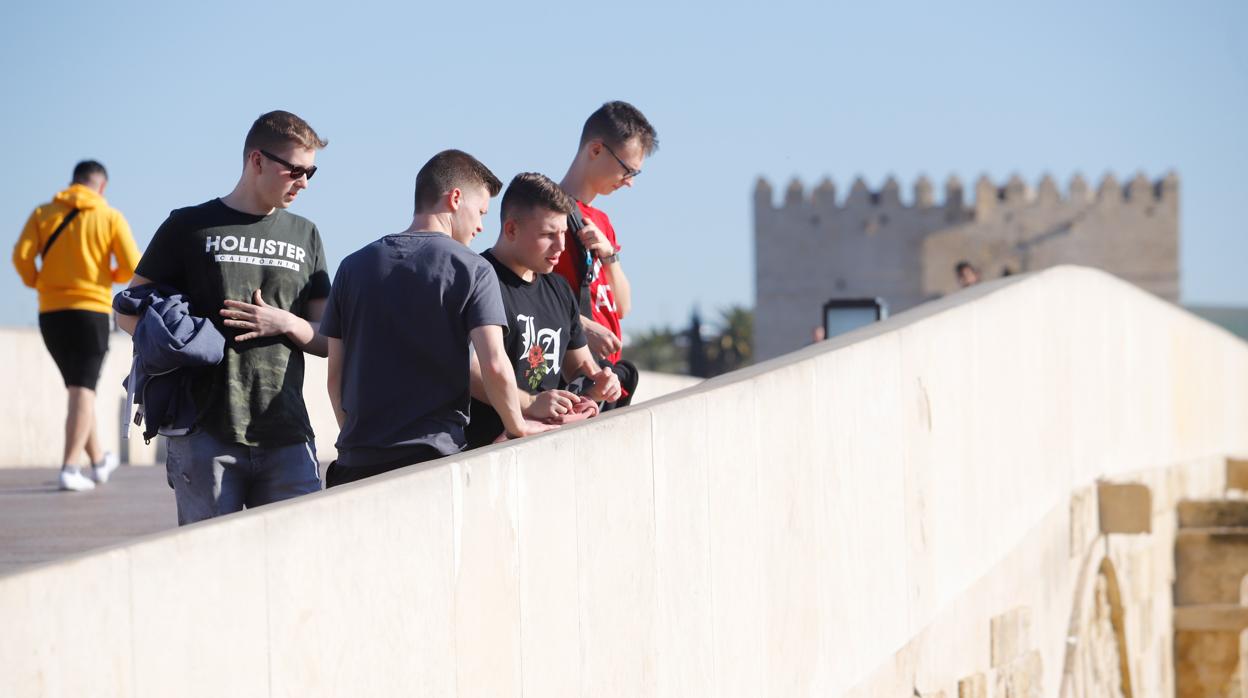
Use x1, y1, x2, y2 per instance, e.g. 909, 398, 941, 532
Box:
244, 110, 328, 155
72, 160, 107, 184
955, 260, 977, 275
579, 101, 659, 155
413, 149, 503, 214
500, 172, 575, 224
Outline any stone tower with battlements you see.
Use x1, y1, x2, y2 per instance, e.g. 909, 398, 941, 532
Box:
753, 172, 1179, 360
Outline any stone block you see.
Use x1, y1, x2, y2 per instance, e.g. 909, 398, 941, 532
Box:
129, 514, 268, 698
703, 380, 764, 698
571, 410, 658, 697
753, 361, 822, 695
451, 452, 522, 698
1069, 487, 1098, 559
1175, 529, 1248, 605
0, 549, 133, 697
993, 650, 1043, 698
1180, 499, 1248, 528
1228, 458, 1248, 492
515, 432, 581, 697
957, 673, 987, 698
264, 467, 456, 697
990, 606, 1032, 668
1174, 604, 1248, 632
648, 395, 714, 698
1176, 629, 1241, 698
1098, 481, 1152, 534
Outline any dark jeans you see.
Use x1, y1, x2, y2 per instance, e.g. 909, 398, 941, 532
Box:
325, 446, 443, 488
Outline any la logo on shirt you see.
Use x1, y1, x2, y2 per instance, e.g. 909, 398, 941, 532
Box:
518, 313, 563, 376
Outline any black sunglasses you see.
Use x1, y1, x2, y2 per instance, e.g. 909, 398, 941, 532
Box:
601, 142, 641, 179
259, 150, 318, 180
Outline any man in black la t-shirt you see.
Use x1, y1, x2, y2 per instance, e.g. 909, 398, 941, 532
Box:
116, 111, 332, 525
465, 172, 622, 449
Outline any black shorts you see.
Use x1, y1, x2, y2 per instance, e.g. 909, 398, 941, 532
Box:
39, 310, 110, 389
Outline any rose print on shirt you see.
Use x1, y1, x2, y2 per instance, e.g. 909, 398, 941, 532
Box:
518, 313, 562, 390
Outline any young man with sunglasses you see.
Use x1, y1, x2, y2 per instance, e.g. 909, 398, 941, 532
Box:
553, 101, 658, 408
117, 110, 331, 525
320, 150, 546, 486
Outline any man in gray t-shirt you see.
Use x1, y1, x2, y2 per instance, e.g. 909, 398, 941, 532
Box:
321, 149, 544, 487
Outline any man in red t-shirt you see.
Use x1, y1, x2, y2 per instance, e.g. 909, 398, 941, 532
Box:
553, 101, 658, 393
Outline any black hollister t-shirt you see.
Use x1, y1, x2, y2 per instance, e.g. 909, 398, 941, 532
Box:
465, 249, 587, 448
135, 199, 331, 447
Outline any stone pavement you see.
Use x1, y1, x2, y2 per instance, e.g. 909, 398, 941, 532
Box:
0, 465, 176, 577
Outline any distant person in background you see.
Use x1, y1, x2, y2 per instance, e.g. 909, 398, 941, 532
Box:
553, 101, 659, 410
811, 326, 826, 344
12, 160, 140, 491
955, 260, 981, 288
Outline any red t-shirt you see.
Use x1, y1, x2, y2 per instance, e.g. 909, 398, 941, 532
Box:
553, 201, 622, 364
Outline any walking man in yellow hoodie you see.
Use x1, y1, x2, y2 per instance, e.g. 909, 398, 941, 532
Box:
13, 160, 141, 491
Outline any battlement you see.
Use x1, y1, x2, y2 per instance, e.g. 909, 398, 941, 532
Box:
755, 171, 1179, 212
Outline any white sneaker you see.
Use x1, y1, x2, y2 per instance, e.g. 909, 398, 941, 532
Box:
93, 452, 120, 484
59, 468, 96, 492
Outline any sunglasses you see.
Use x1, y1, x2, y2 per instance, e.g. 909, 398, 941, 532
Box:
259, 150, 317, 180
602, 142, 641, 179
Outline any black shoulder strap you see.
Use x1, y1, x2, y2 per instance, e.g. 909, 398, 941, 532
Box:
41, 209, 80, 259
565, 206, 595, 315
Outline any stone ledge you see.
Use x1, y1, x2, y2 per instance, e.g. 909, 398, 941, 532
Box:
1174, 604, 1248, 632
1098, 482, 1152, 534
1179, 499, 1248, 528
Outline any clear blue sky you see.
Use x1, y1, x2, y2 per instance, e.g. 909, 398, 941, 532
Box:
2, 1, 1245, 335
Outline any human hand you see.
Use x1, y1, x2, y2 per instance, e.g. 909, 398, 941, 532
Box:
524, 389, 581, 421
577, 221, 615, 259
221, 289, 293, 342
587, 366, 622, 403
583, 317, 621, 360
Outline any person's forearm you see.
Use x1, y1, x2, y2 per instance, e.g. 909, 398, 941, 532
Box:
602, 262, 631, 319
285, 317, 328, 357
115, 311, 138, 336
327, 375, 345, 429
482, 363, 528, 437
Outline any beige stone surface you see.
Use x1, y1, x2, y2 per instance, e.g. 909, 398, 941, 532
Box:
1181, 499, 1248, 528
1176, 629, 1242, 698
1176, 528, 1248, 605
451, 452, 522, 698
648, 395, 714, 697
514, 432, 581, 697
704, 378, 764, 698
128, 514, 268, 698
572, 410, 658, 697
1098, 482, 1152, 534
263, 466, 456, 697
2, 266, 1246, 698
0, 549, 133, 697
991, 607, 1033, 668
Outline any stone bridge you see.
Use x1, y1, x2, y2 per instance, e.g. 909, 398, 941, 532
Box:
3, 265, 1247, 697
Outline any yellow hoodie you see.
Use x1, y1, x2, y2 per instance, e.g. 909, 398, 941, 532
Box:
12, 184, 141, 314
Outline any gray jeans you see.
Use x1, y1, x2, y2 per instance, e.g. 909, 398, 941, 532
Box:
165, 428, 321, 526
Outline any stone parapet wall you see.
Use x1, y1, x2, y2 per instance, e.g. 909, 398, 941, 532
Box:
0, 328, 696, 468
1, 266, 1244, 697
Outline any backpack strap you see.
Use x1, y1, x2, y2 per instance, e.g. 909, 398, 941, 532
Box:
41, 209, 80, 259
565, 205, 595, 315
